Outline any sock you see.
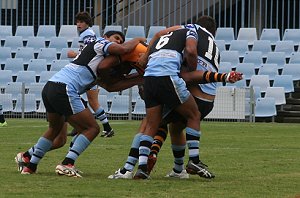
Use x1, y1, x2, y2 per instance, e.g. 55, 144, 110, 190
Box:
186, 127, 201, 164
0, 105, 5, 123
171, 144, 186, 173
150, 124, 168, 157
26, 146, 35, 157
69, 134, 79, 150
138, 135, 153, 172
94, 107, 112, 132
121, 133, 142, 173
29, 137, 53, 171
62, 134, 90, 165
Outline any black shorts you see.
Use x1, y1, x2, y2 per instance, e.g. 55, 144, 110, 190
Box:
162, 96, 214, 124
143, 76, 189, 109
42, 81, 87, 117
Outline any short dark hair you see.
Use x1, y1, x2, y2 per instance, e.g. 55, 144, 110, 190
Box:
196, 15, 217, 36
104, 30, 125, 43
75, 11, 93, 27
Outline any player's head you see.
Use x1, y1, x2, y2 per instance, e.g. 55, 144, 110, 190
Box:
103, 30, 125, 44
196, 15, 217, 36
75, 11, 93, 31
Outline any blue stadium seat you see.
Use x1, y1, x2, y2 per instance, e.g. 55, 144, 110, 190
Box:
0, 93, 13, 112
15, 47, 35, 64
27, 82, 46, 101
132, 97, 146, 116
5, 82, 23, 100
229, 40, 249, 58
103, 25, 123, 34
260, 28, 280, 46
26, 36, 46, 53
60, 48, 78, 61
37, 48, 57, 64
252, 40, 272, 58
265, 87, 286, 106
282, 29, 300, 46
215, 40, 226, 52
242, 51, 263, 69
15, 71, 37, 84
147, 26, 166, 41
0, 47, 12, 66
237, 28, 257, 45
215, 27, 235, 45
220, 51, 240, 66
91, 25, 101, 37
265, 52, 286, 69
235, 63, 255, 80
37, 25, 56, 42
249, 75, 270, 93
13, 93, 37, 113
97, 94, 109, 112
273, 75, 294, 93
50, 59, 69, 71
219, 62, 233, 72
4, 36, 23, 53
125, 26, 146, 39
274, 40, 295, 58
58, 25, 77, 42
4, 58, 24, 75
281, 63, 300, 81
0, 70, 13, 89
49, 37, 68, 53
0, 26, 12, 45
255, 97, 277, 119
39, 71, 57, 83
257, 63, 279, 80
15, 26, 34, 41
107, 95, 130, 115
27, 59, 48, 76
289, 52, 300, 64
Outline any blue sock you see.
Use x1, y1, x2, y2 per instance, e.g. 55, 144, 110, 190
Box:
66, 134, 91, 162
171, 144, 186, 173
186, 127, 201, 163
138, 135, 153, 171
30, 137, 52, 165
123, 133, 142, 172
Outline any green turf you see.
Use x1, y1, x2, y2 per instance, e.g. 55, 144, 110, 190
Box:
0, 119, 299, 198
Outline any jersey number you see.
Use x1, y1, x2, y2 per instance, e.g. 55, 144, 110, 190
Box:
155, 32, 173, 50
205, 37, 219, 67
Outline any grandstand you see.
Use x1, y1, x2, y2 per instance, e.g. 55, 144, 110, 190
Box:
0, 0, 299, 123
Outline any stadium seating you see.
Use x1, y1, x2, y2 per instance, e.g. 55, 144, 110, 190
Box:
26, 36, 46, 53
257, 64, 279, 80
37, 99, 46, 113
215, 27, 235, 45
0, 47, 12, 66
215, 40, 226, 52
13, 93, 37, 113
0, 25, 12, 39
249, 75, 270, 93
4, 58, 24, 75
50, 59, 69, 71
4, 36, 23, 53
235, 63, 255, 80
5, 82, 23, 100
265, 52, 286, 69
49, 37, 68, 53
274, 40, 295, 58
288, 52, 300, 64
125, 25, 146, 39
103, 25, 122, 34
39, 71, 57, 83
282, 29, 300, 46
219, 62, 232, 72
281, 63, 300, 81
27, 82, 45, 101
260, 28, 280, 45
237, 28, 257, 45
220, 50, 240, 66
242, 51, 263, 69
15, 47, 35, 64
273, 75, 294, 93
147, 26, 166, 43
37, 48, 57, 64
58, 25, 77, 42
0, 70, 13, 89
229, 40, 249, 58
132, 97, 146, 116
255, 97, 277, 119
265, 87, 286, 106
27, 59, 48, 76
0, 93, 14, 112
15, 71, 37, 84
91, 25, 101, 37
37, 25, 56, 42
60, 48, 78, 60
252, 40, 272, 58
108, 95, 130, 115
98, 95, 109, 112
15, 26, 34, 41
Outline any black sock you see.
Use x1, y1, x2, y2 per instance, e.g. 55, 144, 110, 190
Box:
62, 157, 75, 166
103, 123, 112, 132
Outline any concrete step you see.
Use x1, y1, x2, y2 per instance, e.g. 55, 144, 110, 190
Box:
277, 110, 300, 117
286, 98, 300, 105
275, 116, 300, 123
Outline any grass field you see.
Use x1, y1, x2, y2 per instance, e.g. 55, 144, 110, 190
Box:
0, 119, 299, 198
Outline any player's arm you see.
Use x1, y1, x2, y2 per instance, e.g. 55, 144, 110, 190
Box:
99, 74, 143, 92
184, 36, 198, 71
107, 37, 146, 55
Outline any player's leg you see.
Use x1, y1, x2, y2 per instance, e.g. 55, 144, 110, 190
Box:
165, 121, 189, 179
0, 104, 7, 127
87, 88, 114, 137
108, 117, 147, 179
